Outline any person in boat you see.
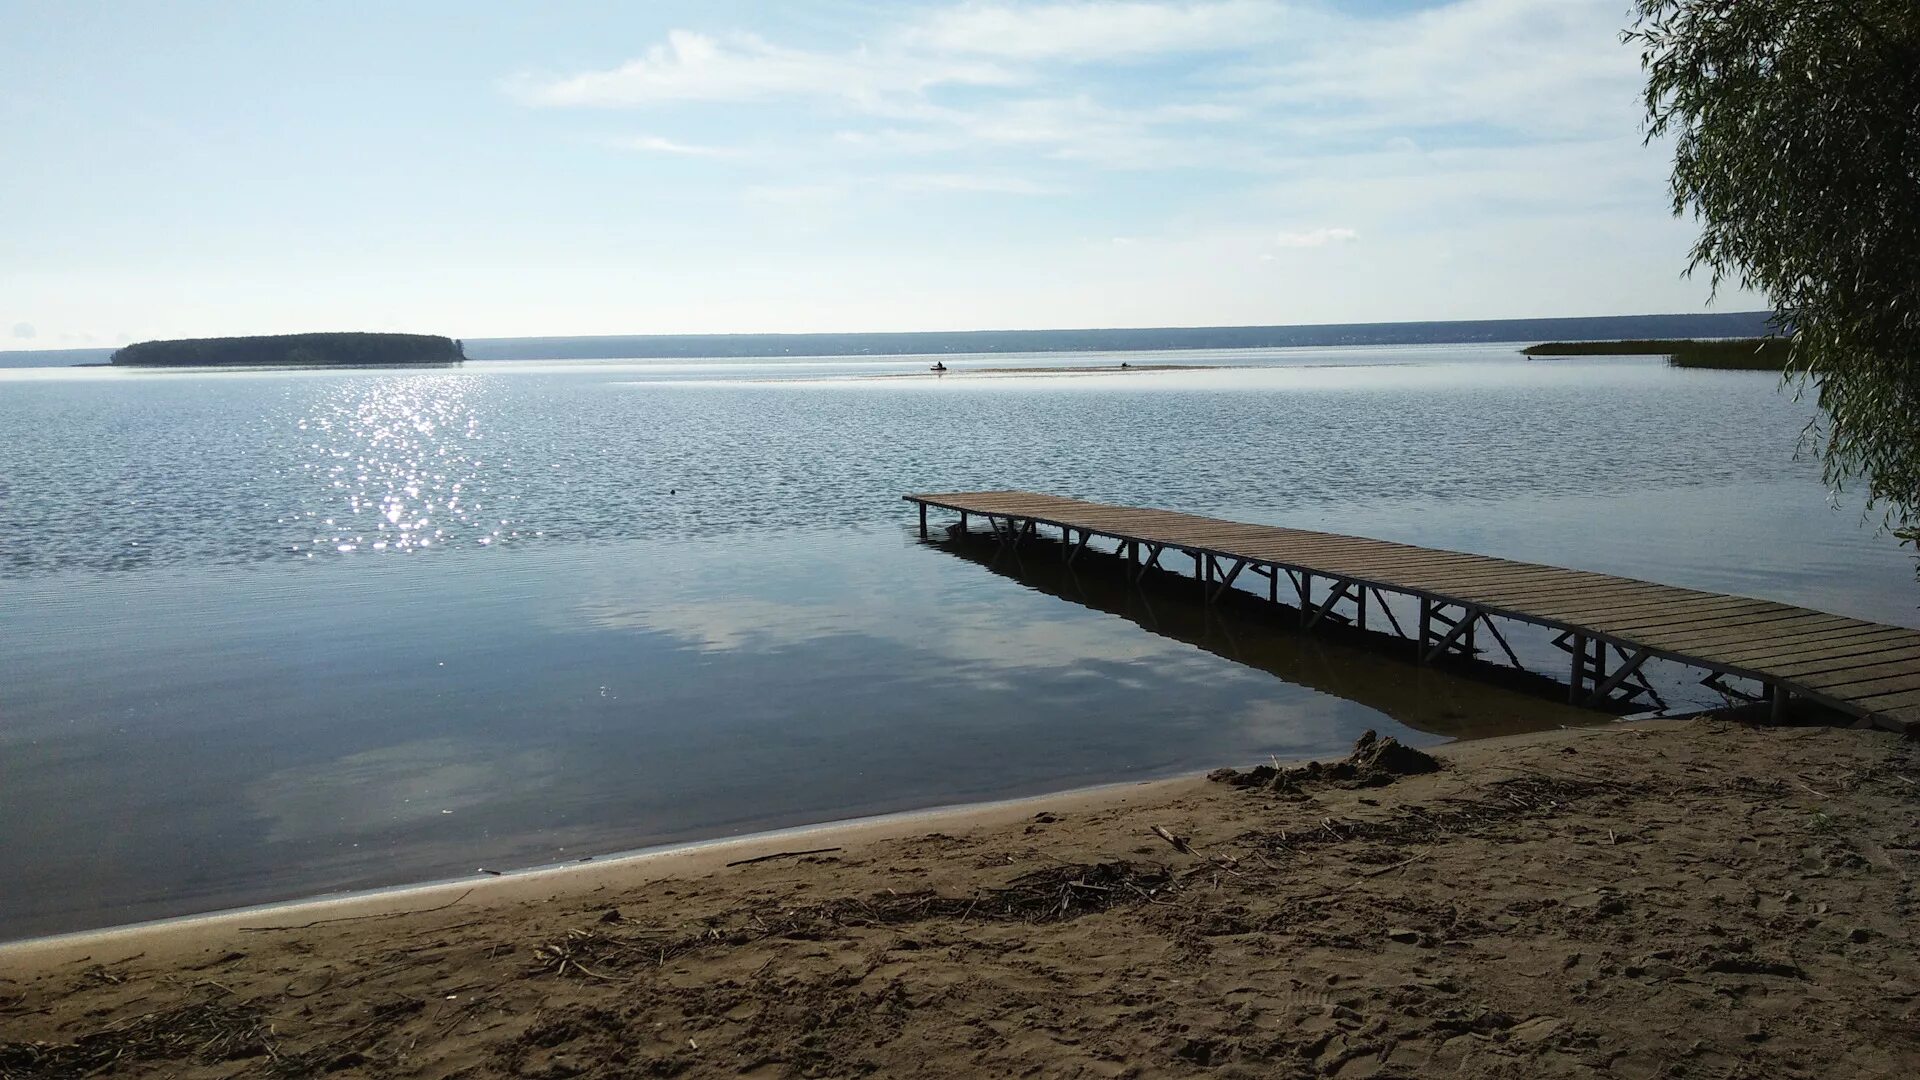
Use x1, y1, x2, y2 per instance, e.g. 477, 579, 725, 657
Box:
930, 361, 948, 373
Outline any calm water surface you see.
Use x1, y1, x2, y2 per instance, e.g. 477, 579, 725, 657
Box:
1, 346, 1913, 939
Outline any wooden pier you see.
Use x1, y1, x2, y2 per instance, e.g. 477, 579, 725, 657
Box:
906, 490, 1920, 735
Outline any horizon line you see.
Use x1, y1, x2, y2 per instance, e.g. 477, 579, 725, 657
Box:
0, 310, 1775, 355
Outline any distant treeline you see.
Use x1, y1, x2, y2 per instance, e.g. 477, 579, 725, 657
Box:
462, 311, 1776, 361
1523, 337, 1792, 371
7, 312, 1778, 369
111, 332, 464, 367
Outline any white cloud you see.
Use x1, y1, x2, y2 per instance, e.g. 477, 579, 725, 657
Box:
1274, 226, 1357, 248
901, 0, 1304, 61
1233, 0, 1641, 139
509, 28, 1018, 112
604, 134, 743, 158
888, 172, 1064, 195
10, 322, 33, 339
513, 1, 1643, 179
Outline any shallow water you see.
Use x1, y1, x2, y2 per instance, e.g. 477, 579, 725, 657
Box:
1, 346, 1913, 939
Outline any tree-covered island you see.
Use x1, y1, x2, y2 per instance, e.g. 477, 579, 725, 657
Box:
110, 332, 465, 367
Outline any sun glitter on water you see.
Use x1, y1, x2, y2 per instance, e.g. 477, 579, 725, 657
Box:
283, 376, 526, 556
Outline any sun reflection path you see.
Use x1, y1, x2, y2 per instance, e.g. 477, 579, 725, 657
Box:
281, 377, 527, 556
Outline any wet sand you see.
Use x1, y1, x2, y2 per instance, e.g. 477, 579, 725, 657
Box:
2, 718, 1916, 1078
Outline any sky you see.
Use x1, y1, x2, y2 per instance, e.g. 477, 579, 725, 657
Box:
0, 0, 1763, 349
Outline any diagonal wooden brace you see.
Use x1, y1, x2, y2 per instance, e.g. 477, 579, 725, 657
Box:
1133, 542, 1165, 582
1423, 607, 1480, 662
1370, 587, 1408, 639
1307, 579, 1357, 629
1481, 617, 1523, 669
1587, 647, 1652, 704
1208, 557, 1247, 603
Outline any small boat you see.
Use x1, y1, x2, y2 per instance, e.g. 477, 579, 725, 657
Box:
930, 362, 948, 373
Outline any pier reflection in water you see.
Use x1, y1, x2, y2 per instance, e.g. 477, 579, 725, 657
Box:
927, 529, 1608, 741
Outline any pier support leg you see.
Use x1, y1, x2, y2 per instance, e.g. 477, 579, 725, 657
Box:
1588, 647, 1652, 705
1207, 557, 1247, 603
1568, 634, 1587, 703
1770, 686, 1790, 725
1422, 609, 1478, 663
918, 502, 927, 538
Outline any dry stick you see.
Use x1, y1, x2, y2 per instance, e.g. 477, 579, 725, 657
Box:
724, 846, 844, 868
1298, 849, 1435, 904
1149, 825, 1194, 855
1150, 824, 1243, 874
1351, 849, 1432, 882
238, 889, 475, 933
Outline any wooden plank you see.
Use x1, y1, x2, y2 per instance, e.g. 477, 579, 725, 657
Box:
1439, 575, 1675, 604
1702, 625, 1919, 667
1249, 542, 1483, 567
1374, 557, 1612, 591
1765, 644, 1920, 679
1848, 686, 1920, 711
1507, 593, 1774, 628
1244, 558, 1519, 589
1568, 603, 1792, 639
1647, 614, 1873, 654
1369, 564, 1600, 592
1419, 563, 1643, 588
1576, 598, 1791, 633
1807, 670, 1920, 699
1791, 656, 1920, 689
1455, 581, 1704, 615
1295, 558, 1527, 587
1226, 539, 1475, 567
1588, 605, 1841, 643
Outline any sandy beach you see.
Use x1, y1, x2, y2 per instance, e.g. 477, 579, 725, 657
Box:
3, 717, 1915, 1079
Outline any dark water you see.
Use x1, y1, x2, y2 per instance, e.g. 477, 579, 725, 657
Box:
1, 346, 1913, 940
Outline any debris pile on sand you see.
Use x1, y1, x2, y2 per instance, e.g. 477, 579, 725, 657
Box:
1209, 729, 1442, 792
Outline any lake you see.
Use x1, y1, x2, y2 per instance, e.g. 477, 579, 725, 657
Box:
1, 345, 1913, 939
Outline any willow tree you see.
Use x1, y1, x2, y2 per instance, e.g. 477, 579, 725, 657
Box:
1629, 1, 1920, 540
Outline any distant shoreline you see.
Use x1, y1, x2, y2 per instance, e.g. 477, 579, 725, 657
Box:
110, 332, 465, 368
1524, 337, 1791, 371
5, 312, 1775, 368
861, 362, 1218, 380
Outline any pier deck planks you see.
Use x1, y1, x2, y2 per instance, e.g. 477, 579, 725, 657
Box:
906, 490, 1920, 733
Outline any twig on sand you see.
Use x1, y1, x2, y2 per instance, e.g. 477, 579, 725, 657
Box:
1299, 849, 1434, 903
1149, 825, 1194, 855
1792, 776, 1833, 799
1151, 825, 1242, 873
1354, 849, 1432, 881
725, 846, 844, 867
238, 889, 475, 933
